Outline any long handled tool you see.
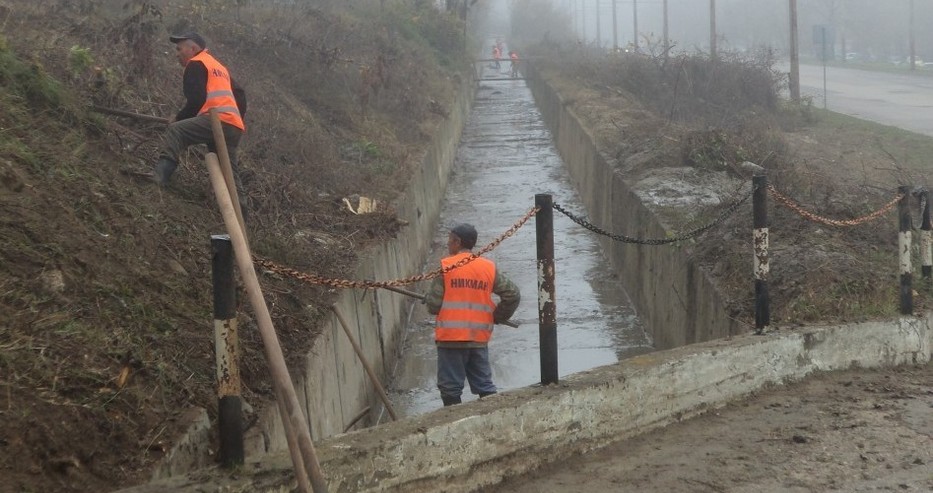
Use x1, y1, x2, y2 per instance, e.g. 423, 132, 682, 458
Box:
378, 285, 520, 328
90, 105, 170, 124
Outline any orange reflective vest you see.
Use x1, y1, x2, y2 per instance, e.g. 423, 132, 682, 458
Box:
435, 252, 496, 343
190, 50, 245, 131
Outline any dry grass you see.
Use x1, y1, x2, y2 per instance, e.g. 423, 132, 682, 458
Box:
0, 0, 467, 491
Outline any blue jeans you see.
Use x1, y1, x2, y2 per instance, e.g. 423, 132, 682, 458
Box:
436, 347, 497, 400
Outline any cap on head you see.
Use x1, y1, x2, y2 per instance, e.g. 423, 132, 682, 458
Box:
450, 224, 478, 249
169, 32, 207, 49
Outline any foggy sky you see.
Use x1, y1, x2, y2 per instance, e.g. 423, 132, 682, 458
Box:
531, 0, 930, 60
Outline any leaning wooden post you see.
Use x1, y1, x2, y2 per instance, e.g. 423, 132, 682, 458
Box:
921, 190, 931, 286
211, 235, 244, 468
752, 175, 770, 334
898, 186, 913, 315
331, 305, 398, 422
205, 153, 329, 493
209, 108, 246, 233
535, 194, 558, 385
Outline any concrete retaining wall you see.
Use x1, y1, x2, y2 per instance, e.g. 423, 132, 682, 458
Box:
524, 64, 740, 349
120, 315, 932, 493
152, 82, 475, 479
245, 83, 475, 453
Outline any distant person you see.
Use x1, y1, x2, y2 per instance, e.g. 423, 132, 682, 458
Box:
155, 32, 247, 192
509, 50, 519, 78
424, 224, 521, 407
492, 44, 501, 70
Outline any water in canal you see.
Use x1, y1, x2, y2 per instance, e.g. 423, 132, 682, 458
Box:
386, 60, 653, 419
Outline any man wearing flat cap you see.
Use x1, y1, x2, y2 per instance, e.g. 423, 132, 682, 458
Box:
424, 224, 521, 407
155, 32, 247, 192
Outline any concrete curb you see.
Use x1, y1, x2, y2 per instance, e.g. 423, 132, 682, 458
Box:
116, 314, 931, 492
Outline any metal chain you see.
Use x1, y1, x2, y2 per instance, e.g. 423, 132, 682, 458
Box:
767, 184, 903, 227
253, 206, 539, 289
553, 186, 754, 245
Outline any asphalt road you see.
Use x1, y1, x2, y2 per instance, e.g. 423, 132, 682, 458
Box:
795, 63, 933, 136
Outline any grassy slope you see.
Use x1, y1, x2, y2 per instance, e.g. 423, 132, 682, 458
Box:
0, 1, 467, 491
531, 48, 931, 327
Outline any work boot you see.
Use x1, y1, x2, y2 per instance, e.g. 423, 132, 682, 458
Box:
441, 395, 461, 407
478, 392, 497, 399
154, 157, 177, 186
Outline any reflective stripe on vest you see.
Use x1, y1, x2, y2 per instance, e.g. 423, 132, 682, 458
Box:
191, 51, 245, 131
435, 252, 496, 344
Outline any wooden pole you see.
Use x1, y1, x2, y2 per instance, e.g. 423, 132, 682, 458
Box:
89, 105, 170, 124
331, 306, 399, 421
209, 109, 247, 235
205, 153, 329, 493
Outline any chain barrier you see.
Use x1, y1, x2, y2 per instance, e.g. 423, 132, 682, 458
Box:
767, 184, 904, 227
552, 185, 754, 245
253, 206, 540, 289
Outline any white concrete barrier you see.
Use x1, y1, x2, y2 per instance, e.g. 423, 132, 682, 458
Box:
119, 314, 931, 492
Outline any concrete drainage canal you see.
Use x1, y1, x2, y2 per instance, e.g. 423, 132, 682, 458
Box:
387, 66, 654, 418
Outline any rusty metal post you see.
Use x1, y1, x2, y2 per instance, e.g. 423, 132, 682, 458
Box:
535, 194, 558, 385
752, 176, 770, 335
921, 190, 931, 285
899, 186, 913, 315
205, 153, 327, 493
211, 235, 244, 467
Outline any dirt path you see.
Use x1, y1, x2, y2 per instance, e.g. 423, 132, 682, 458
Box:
490, 364, 933, 492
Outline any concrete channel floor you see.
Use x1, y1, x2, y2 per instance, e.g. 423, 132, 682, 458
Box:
487, 362, 933, 493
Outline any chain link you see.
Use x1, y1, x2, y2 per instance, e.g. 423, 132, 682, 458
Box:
253, 206, 539, 289
553, 186, 754, 245
767, 185, 903, 227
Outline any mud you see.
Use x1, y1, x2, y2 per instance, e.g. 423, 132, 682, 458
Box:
489, 363, 933, 493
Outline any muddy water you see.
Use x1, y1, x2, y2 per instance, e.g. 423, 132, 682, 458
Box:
386, 71, 653, 418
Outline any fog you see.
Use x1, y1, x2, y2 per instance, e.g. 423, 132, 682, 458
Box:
510, 0, 932, 63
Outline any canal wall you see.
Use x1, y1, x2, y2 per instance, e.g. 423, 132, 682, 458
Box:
524, 64, 740, 349
120, 315, 932, 492
152, 80, 475, 479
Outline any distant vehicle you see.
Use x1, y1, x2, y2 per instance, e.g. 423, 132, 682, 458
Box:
845, 52, 860, 61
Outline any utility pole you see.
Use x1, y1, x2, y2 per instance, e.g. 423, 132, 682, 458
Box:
910, 0, 916, 70
789, 0, 800, 102
582, 0, 587, 43
663, 0, 669, 57
709, 0, 717, 59
596, 0, 602, 48
611, 0, 618, 51
633, 0, 639, 52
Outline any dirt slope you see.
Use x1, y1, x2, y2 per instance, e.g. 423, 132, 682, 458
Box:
0, 1, 465, 491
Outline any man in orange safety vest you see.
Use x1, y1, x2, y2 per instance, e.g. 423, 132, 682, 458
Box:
155, 32, 247, 195
424, 224, 521, 406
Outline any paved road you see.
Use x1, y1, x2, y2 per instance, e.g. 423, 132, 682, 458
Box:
795, 63, 933, 136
